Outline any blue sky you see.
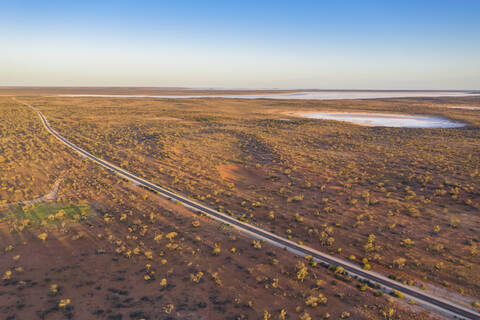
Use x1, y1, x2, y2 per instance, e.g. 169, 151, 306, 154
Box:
1, 0, 479, 89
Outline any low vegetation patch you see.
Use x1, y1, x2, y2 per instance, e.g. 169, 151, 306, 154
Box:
1, 202, 93, 229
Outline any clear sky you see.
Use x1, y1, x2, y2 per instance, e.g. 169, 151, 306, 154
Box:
1, 0, 479, 89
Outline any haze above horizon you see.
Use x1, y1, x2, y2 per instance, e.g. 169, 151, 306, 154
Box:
1, 0, 479, 89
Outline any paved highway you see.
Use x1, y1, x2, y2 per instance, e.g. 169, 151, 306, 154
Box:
20, 100, 480, 320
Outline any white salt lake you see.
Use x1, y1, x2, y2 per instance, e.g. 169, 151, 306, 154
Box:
296, 112, 466, 128
58, 90, 479, 100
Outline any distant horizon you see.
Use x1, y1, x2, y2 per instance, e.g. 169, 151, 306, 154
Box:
3, 86, 479, 101
0, 85, 480, 96
0, 86, 479, 92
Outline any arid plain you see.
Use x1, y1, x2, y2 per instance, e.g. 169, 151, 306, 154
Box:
1, 88, 479, 319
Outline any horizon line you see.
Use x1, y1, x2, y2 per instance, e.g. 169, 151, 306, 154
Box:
0, 86, 479, 92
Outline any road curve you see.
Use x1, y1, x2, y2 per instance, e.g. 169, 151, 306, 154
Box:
20, 100, 480, 320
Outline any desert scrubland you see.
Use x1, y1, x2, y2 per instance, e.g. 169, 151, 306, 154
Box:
1, 94, 479, 319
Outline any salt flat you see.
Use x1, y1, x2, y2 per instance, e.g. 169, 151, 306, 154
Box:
296, 112, 465, 128
57, 90, 479, 100
448, 106, 480, 110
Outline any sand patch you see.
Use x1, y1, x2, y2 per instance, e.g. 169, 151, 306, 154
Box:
218, 163, 264, 187
150, 116, 182, 121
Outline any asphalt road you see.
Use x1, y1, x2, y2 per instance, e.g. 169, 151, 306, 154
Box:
20, 100, 480, 320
